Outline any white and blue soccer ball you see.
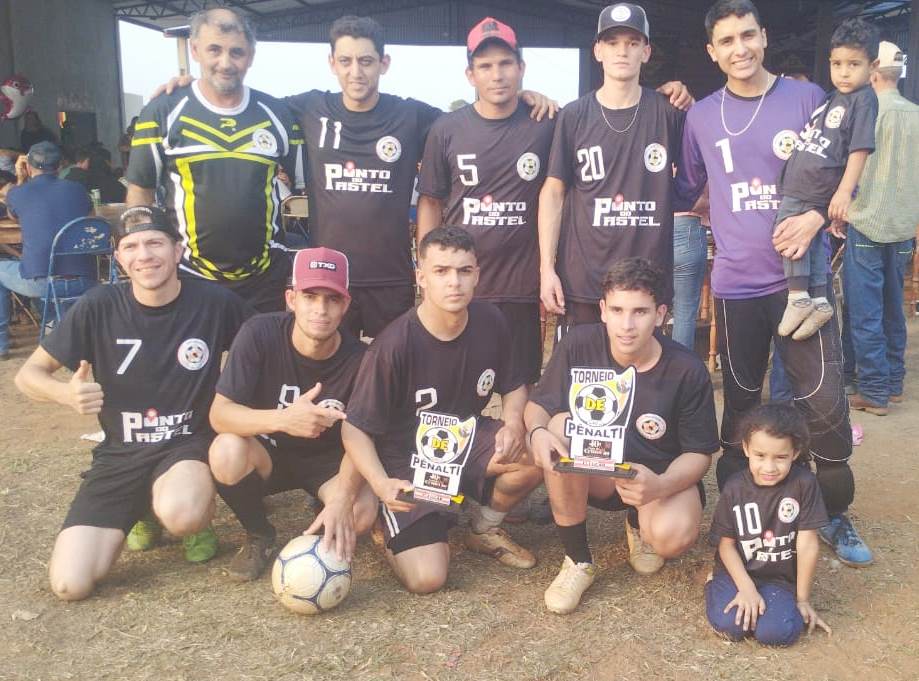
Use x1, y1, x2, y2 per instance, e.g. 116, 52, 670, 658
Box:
271, 534, 352, 615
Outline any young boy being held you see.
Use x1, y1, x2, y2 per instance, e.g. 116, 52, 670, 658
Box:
706, 403, 831, 646
776, 18, 879, 340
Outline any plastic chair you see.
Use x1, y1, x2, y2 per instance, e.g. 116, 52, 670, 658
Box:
280, 194, 310, 245
39, 216, 112, 341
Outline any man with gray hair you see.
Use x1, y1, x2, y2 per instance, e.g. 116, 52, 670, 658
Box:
838, 41, 918, 417
126, 7, 304, 313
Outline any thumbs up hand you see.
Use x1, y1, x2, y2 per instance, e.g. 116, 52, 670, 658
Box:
280, 382, 346, 439
69, 360, 104, 415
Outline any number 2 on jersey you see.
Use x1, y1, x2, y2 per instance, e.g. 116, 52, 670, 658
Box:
415, 387, 438, 416
318, 117, 342, 149
116, 339, 142, 375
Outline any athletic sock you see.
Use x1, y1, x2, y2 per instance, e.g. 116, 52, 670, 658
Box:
787, 289, 810, 301
812, 295, 830, 307
215, 471, 275, 540
626, 506, 640, 531
556, 520, 592, 565
470, 504, 507, 534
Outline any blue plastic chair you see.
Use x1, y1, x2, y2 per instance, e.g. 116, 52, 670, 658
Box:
39, 216, 112, 340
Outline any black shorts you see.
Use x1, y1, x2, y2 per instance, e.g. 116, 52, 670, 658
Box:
62, 435, 211, 534
491, 301, 543, 384
559, 300, 602, 339
259, 437, 343, 498
587, 479, 706, 512
344, 284, 415, 339
223, 250, 292, 313
379, 417, 501, 554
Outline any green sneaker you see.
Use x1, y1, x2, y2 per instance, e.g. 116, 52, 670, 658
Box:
126, 516, 162, 551
183, 526, 218, 563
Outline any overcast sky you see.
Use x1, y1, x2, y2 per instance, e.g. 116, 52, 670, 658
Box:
118, 20, 580, 111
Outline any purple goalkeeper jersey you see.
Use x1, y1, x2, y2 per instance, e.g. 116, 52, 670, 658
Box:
675, 77, 824, 299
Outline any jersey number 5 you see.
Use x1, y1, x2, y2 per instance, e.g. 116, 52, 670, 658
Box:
116, 338, 142, 375
457, 154, 479, 186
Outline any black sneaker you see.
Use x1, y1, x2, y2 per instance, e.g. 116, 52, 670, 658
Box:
227, 533, 277, 582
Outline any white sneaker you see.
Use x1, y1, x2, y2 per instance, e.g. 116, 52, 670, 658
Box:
544, 556, 596, 614
625, 520, 664, 575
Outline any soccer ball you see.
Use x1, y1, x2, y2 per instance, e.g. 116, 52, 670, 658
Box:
574, 384, 617, 426
271, 534, 352, 615
420, 428, 459, 462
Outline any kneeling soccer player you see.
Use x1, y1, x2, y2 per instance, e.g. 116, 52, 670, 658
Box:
526, 257, 719, 614
15, 206, 249, 601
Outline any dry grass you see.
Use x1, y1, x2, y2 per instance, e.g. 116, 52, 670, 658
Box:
1, 319, 918, 681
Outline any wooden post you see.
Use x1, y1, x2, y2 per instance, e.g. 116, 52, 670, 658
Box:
177, 36, 190, 77
905, 0, 919, 103
812, 0, 834, 90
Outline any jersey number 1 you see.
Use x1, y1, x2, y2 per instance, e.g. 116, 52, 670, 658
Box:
715, 138, 734, 174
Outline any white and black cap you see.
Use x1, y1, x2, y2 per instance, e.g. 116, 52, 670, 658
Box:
596, 3, 650, 42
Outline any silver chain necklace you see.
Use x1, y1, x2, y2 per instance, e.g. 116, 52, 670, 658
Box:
720, 75, 774, 137
598, 88, 642, 134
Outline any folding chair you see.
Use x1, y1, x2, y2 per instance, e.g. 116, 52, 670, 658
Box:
280, 195, 310, 246
39, 216, 112, 341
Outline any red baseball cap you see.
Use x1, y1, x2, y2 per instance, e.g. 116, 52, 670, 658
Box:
290, 247, 350, 299
467, 17, 519, 57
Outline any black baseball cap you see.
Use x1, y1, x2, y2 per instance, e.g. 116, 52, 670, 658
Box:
27, 141, 62, 171
114, 205, 180, 246
596, 3, 650, 42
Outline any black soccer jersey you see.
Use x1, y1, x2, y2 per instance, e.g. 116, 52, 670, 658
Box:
41, 279, 250, 456
529, 324, 718, 473
711, 466, 828, 588
126, 83, 305, 282
779, 85, 877, 205
547, 88, 684, 303
418, 101, 555, 302
216, 312, 365, 454
285, 90, 442, 286
346, 301, 525, 470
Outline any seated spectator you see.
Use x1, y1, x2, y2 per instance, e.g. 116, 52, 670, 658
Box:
0, 142, 97, 359
87, 147, 126, 203
61, 147, 92, 188
20, 111, 57, 152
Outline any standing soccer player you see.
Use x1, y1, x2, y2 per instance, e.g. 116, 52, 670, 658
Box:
127, 8, 305, 313
343, 226, 543, 594
207, 248, 377, 580
675, 0, 870, 565
416, 17, 555, 385
14, 206, 249, 600
539, 3, 686, 328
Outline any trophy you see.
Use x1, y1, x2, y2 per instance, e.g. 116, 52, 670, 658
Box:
396, 411, 477, 513
555, 366, 638, 478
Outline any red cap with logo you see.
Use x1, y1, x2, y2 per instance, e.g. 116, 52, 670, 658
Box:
467, 17, 519, 57
291, 247, 350, 299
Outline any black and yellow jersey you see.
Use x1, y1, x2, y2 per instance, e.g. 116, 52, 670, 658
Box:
126, 83, 305, 281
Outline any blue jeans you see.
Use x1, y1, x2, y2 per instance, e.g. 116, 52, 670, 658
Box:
705, 570, 804, 646
672, 215, 707, 349
841, 227, 914, 405
769, 341, 794, 402
0, 260, 95, 352
776, 195, 827, 291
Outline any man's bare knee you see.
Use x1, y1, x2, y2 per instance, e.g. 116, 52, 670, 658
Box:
209, 434, 251, 484
155, 496, 211, 536
49, 570, 95, 601
401, 566, 447, 594
646, 517, 699, 558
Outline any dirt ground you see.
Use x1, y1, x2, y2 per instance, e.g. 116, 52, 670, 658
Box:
1, 316, 918, 681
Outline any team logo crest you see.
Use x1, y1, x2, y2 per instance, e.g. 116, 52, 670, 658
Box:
636, 413, 667, 439
778, 497, 800, 523
376, 135, 402, 162
318, 398, 345, 411
611, 5, 631, 21
252, 128, 277, 154
477, 368, 496, 396
177, 338, 209, 371
643, 143, 667, 173
825, 106, 845, 129
772, 129, 798, 160
516, 152, 540, 181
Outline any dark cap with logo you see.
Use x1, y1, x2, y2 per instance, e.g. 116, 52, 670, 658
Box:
291, 247, 350, 299
467, 17, 520, 58
596, 3, 650, 42
27, 141, 62, 171
114, 205, 181, 246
